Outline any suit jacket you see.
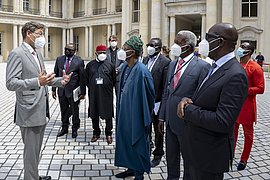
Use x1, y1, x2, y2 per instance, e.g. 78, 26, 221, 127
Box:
52, 55, 86, 98
143, 54, 171, 103
106, 48, 124, 82
6, 43, 63, 127
183, 57, 248, 173
159, 55, 210, 136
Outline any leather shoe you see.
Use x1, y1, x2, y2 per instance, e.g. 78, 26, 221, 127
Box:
39, 176, 51, 180
57, 129, 68, 137
106, 136, 113, 144
91, 135, 100, 142
237, 160, 247, 171
115, 169, 134, 178
151, 157, 161, 167
72, 130, 78, 138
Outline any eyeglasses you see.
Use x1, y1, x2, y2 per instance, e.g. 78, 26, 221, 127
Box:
65, 48, 74, 51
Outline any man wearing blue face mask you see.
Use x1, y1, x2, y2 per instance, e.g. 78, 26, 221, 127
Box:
142, 38, 171, 167
52, 43, 86, 139
85, 45, 116, 144
234, 42, 265, 171
178, 23, 249, 180
158, 30, 210, 180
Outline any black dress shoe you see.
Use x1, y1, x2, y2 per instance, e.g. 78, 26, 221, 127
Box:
91, 135, 100, 142
57, 129, 68, 137
39, 175, 51, 180
106, 136, 113, 144
237, 160, 247, 171
72, 130, 78, 138
151, 157, 161, 167
115, 169, 134, 178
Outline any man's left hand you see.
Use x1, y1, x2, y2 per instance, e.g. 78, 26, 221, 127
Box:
61, 70, 73, 85
177, 97, 193, 119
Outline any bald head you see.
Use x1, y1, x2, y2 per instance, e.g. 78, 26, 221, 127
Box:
209, 23, 238, 43
65, 43, 75, 51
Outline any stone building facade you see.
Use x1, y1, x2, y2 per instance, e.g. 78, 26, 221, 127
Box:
0, 0, 268, 62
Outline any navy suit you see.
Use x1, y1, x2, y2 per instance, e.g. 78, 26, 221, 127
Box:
159, 55, 210, 179
183, 57, 248, 178
52, 55, 86, 131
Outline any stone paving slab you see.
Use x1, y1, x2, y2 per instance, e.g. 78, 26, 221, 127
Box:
0, 61, 270, 179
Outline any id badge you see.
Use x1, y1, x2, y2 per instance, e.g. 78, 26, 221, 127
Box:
96, 77, 103, 85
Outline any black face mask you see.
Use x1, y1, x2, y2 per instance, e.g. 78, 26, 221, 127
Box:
65, 48, 74, 58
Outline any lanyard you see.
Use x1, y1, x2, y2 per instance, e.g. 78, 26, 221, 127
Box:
168, 55, 195, 86
147, 53, 160, 71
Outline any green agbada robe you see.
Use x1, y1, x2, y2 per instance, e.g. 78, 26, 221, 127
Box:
115, 61, 155, 173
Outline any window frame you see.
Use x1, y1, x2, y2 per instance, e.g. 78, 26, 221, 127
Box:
23, 0, 30, 11
74, 35, 79, 52
241, 0, 258, 17
0, 32, 2, 56
48, 35, 51, 52
132, 0, 140, 23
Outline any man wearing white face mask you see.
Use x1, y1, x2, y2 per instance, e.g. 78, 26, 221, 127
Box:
6, 21, 72, 180
158, 30, 210, 180
52, 43, 86, 139
106, 35, 123, 95
85, 45, 116, 144
142, 38, 171, 167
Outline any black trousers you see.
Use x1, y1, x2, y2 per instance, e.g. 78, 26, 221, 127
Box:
92, 117, 113, 136
59, 96, 80, 131
166, 125, 190, 180
150, 114, 164, 158
189, 164, 224, 180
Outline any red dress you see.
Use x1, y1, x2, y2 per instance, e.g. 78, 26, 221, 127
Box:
236, 60, 265, 125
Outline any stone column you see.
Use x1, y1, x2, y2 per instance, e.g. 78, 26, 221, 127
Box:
222, 0, 234, 24
44, 27, 49, 59
169, 15, 176, 47
19, 0, 23, 13
85, 26, 89, 58
111, 0, 116, 13
121, 0, 131, 43
13, 25, 18, 49
13, 0, 20, 13
89, 26, 93, 58
139, 0, 149, 55
19, 25, 23, 45
62, 28, 66, 54
84, 0, 88, 15
40, 0, 45, 16
88, 0, 93, 15
107, 25, 112, 46
62, 0, 67, 18
69, 0, 74, 18
206, 0, 217, 31
201, 14, 206, 39
151, 0, 161, 38
107, 0, 111, 14
112, 24, 116, 36
69, 28, 73, 43
45, 0, 50, 16
67, 29, 70, 43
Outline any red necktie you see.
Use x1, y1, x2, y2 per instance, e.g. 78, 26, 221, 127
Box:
173, 59, 185, 89
66, 57, 70, 71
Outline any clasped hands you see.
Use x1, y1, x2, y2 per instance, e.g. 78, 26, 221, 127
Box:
38, 70, 72, 86
177, 97, 193, 119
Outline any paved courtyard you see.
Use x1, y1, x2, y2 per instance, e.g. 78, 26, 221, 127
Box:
0, 61, 270, 180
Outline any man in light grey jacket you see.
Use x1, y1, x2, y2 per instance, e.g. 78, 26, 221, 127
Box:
6, 21, 71, 180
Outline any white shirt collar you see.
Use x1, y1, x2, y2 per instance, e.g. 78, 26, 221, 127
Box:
215, 52, 235, 68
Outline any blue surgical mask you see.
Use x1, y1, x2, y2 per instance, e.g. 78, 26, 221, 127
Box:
236, 47, 249, 58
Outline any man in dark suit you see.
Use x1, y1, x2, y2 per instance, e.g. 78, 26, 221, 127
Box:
142, 38, 171, 167
158, 30, 210, 179
52, 43, 86, 138
178, 23, 248, 180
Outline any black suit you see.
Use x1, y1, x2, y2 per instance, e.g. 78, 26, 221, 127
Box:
143, 53, 171, 159
183, 57, 248, 179
52, 55, 86, 131
159, 55, 210, 179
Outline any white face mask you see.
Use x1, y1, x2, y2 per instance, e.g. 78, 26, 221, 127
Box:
110, 41, 117, 47
198, 39, 209, 57
170, 43, 182, 57
34, 36, 46, 49
147, 46, 155, 56
98, 53, 107, 61
117, 49, 126, 61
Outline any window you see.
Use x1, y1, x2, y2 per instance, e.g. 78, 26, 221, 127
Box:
132, 0, 140, 23
23, 0, 29, 11
242, 0, 258, 17
0, 0, 2, 9
48, 35, 51, 52
49, 0, 52, 14
74, 36, 79, 52
0, 33, 2, 56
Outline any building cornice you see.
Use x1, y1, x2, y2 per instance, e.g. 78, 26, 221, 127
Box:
237, 26, 263, 34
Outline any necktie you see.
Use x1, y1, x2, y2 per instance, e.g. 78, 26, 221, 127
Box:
66, 57, 70, 71
173, 59, 185, 89
32, 51, 42, 71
